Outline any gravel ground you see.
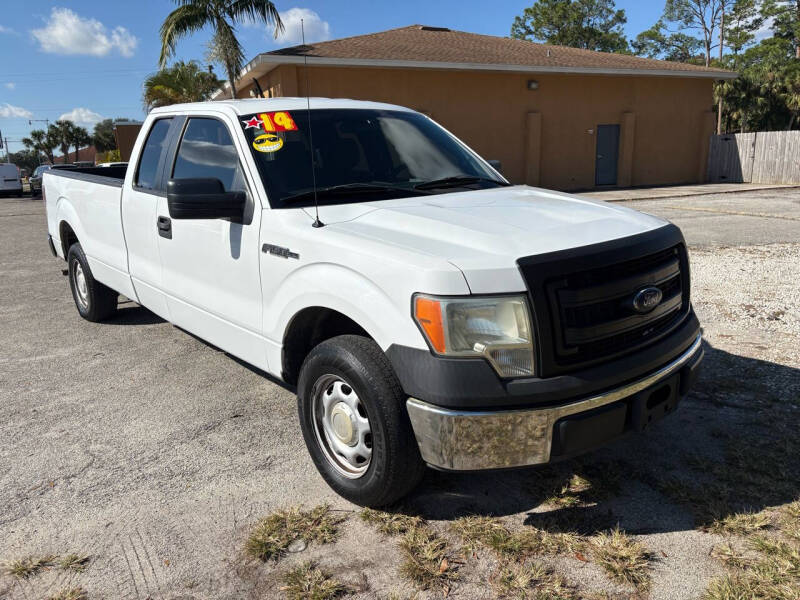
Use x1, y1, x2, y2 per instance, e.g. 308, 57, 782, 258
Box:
0, 190, 798, 600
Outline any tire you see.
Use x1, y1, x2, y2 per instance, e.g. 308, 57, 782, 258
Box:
67, 242, 118, 322
297, 335, 425, 507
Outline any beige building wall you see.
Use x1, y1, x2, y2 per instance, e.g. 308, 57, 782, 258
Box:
239, 65, 714, 191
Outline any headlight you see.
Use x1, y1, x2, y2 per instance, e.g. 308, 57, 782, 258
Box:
413, 294, 535, 377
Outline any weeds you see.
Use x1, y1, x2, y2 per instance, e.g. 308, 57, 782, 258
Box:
245, 505, 344, 562
360, 508, 423, 536
280, 561, 347, 600
397, 526, 457, 591
451, 516, 583, 559
590, 527, 652, 590
0, 554, 57, 579
47, 588, 88, 600
708, 511, 772, 535
491, 560, 575, 599
58, 553, 91, 573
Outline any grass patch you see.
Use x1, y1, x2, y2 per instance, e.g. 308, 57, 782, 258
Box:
360, 508, 423, 536
711, 543, 753, 569
58, 553, 91, 573
590, 527, 652, 590
47, 588, 88, 600
280, 561, 347, 600
245, 505, 344, 562
397, 526, 458, 591
0, 554, 57, 579
491, 560, 575, 599
708, 511, 772, 536
451, 516, 583, 559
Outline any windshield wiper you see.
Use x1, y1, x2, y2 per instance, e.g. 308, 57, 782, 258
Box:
414, 175, 509, 190
282, 182, 426, 204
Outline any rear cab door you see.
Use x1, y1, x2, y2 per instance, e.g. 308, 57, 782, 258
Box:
121, 115, 177, 320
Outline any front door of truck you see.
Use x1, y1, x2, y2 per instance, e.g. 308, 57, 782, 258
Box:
155, 116, 266, 370
121, 117, 174, 320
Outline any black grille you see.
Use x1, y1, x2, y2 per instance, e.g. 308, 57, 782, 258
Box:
517, 225, 691, 376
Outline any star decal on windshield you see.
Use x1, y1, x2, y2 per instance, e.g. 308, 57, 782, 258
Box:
242, 116, 262, 130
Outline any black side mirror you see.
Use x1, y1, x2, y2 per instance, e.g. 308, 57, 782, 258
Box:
167, 178, 245, 220
487, 159, 502, 173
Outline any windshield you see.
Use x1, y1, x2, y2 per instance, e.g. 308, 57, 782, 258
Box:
240, 109, 505, 208
34, 166, 51, 176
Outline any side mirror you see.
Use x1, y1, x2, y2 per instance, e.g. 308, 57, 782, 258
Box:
167, 178, 245, 220
487, 159, 502, 173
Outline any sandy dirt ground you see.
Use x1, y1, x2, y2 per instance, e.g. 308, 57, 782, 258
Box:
1, 189, 798, 600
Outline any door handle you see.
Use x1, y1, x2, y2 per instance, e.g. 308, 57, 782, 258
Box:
157, 216, 172, 239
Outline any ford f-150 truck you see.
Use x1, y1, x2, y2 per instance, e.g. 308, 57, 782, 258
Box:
44, 98, 703, 507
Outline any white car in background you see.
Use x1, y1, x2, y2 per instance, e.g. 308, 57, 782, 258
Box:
0, 163, 22, 197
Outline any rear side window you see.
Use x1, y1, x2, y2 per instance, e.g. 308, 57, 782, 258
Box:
135, 118, 172, 191
172, 118, 244, 192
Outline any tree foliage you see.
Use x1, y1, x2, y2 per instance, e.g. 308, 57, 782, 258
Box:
159, 0, 283, 99
511, 0, 629, 52
143, 60, 223, 111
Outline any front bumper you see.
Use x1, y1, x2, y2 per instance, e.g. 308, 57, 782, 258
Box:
406, 333, 703, 471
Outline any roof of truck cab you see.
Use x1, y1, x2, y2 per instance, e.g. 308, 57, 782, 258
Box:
150, 98, 415, 116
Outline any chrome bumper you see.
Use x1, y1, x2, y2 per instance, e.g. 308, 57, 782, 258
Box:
406, 334, 704, 471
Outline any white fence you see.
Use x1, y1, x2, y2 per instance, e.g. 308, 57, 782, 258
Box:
708, 131, 800, 184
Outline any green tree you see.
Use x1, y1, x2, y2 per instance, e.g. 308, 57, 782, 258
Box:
510, 0, 629, 53
159, 0, 284, 99
21, 128, 57, 164
52, 120, 76, 164
725, 0, 763, 62
7, 149, 40, 173
632, 19, 704, 62
143, 60, 223, 111
762, 0, 800, 59
70, 126, 92, 162
93, 119, 118, 153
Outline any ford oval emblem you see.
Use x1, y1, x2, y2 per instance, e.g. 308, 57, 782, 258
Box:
632, 287, 663, 314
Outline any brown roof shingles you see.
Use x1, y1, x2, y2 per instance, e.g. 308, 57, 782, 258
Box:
266, 25, 733, 77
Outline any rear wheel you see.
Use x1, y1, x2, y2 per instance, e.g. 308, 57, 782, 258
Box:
67, 243, 118, 322
297, 335, 425, 507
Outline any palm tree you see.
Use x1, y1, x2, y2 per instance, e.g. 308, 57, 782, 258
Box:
70, 126, 92, 162
52, 120, 76, 163
143, 60, 223, 111
21, 129, 56, 164
159, 0, 284, 99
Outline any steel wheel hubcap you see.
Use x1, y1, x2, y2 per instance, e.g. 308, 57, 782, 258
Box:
312, 375, 372, 479
73, 261, 89, 309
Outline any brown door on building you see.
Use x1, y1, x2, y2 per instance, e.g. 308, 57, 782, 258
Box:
595, 124, 620, 186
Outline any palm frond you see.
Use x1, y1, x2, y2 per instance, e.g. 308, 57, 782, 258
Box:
227, 0, 284, 37
159, 3, 212, 68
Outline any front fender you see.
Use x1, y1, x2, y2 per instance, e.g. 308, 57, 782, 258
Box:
266, 262, 428, 353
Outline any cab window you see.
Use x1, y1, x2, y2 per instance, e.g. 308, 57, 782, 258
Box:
172, 118, 245, 192
134, 118, 172, 191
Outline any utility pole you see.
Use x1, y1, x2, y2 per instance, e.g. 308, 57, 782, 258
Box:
717, 2, 725, 135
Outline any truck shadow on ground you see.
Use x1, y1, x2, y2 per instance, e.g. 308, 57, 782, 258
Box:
104, 300, 166, 326
402, 341, 800, 537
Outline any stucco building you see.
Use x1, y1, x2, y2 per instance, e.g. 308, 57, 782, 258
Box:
219, 25, 735, 191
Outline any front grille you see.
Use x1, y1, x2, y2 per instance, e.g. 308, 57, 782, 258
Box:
517, 225, 691, 376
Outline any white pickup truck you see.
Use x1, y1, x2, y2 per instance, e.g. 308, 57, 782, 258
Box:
44, 98, 703, 507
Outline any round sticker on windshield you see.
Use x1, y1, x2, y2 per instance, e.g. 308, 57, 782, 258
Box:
253, 133, 283, 153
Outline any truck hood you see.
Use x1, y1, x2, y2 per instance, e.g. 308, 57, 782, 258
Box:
313, 185, 669, 293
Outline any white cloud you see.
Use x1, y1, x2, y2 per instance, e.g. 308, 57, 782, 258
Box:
0, 25, 11, 33
0, 103, 33, 118
31, 8, 138, 57
59, 107, 104, 127
273, 8, 331, 46
4, 82, 15, 90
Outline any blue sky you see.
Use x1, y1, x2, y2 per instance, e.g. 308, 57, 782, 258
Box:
0, 0, 663, 154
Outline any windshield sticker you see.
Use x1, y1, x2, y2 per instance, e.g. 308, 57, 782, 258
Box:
242, 111, 298, 132
253, 132, 284, 153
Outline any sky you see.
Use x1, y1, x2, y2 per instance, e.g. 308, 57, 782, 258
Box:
0, 0, 665, 155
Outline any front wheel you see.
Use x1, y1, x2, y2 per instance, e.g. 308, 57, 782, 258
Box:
297, 335, 425, 507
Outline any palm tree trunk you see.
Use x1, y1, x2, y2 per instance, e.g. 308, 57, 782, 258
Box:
227, 66, 237, 99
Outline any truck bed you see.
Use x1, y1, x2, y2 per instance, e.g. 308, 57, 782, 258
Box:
44, 165, 134, 300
